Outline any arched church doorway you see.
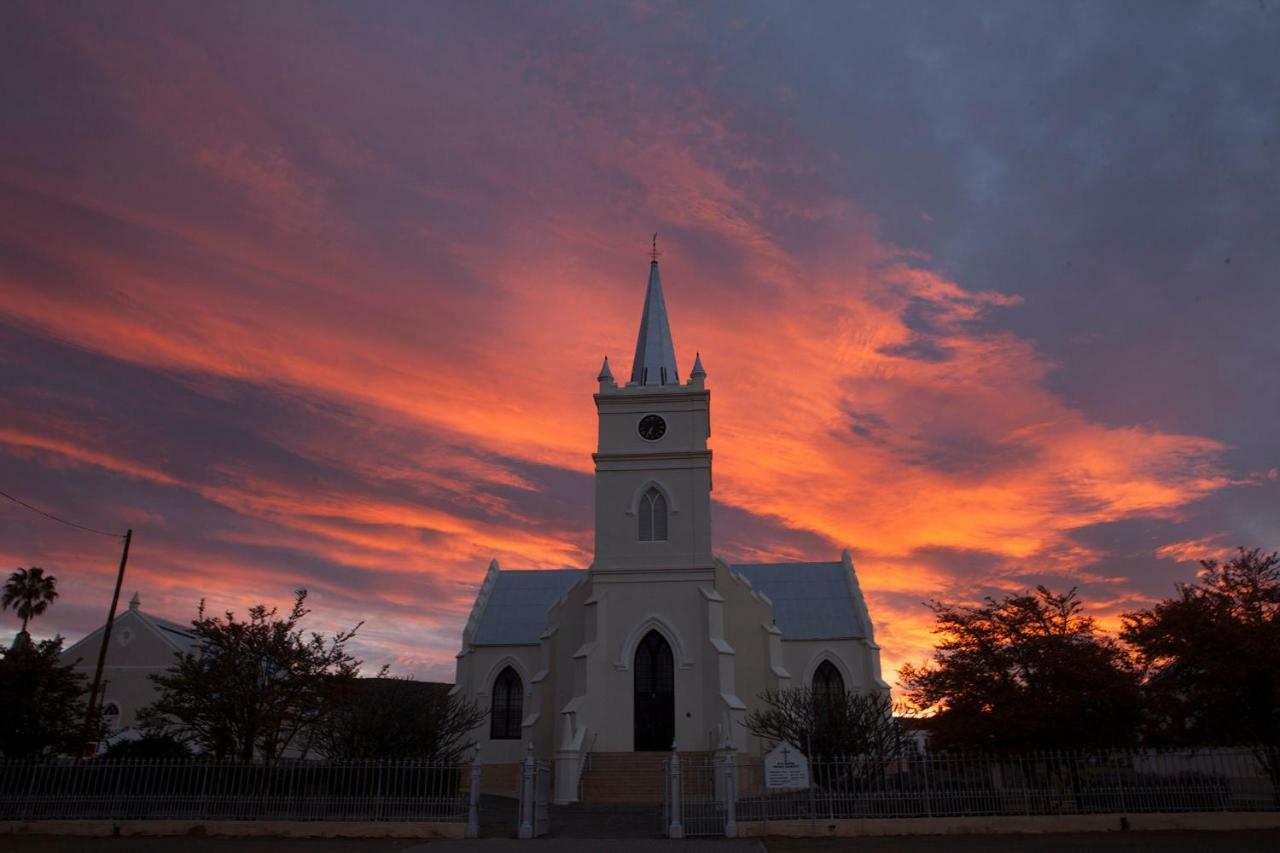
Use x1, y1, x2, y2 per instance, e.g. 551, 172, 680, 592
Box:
633, 629, 674, 751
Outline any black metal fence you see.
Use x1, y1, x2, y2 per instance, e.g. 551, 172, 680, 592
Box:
734, 748, 1280, 822
0, 759, 468, 822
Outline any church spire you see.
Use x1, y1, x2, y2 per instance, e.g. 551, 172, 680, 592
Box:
630, 237, 680, 386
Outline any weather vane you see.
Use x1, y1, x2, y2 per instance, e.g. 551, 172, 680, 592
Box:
650, 232, 661, 263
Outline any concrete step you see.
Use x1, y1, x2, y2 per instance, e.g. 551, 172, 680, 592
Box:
578, 751, 710, 804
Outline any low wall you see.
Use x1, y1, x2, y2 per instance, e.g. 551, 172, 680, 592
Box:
736, 811, 1280, 837
0, 820, 465, 839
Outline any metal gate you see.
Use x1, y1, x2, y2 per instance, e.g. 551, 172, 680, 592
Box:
664, 752, 736, 838
679, 755, 727, 836
534, 760, 550, 837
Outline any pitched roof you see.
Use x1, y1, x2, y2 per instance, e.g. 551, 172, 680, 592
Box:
470, 569, 584, 646
731, 561, 871, 641
144, 614, 197, 652
61, 606, 197, 662
630, 260, 680, 386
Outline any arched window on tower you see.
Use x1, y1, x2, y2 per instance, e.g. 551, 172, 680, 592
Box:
813, 660, 845, 702
638, 487, 668, 542
490, 666, 523, 740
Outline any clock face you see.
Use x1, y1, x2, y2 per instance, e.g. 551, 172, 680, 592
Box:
638, 414, 667, 441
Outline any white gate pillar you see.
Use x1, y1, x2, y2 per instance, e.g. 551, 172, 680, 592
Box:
667, 745, 684, 839
518, 742, 535, 839
466, 754, 482, 838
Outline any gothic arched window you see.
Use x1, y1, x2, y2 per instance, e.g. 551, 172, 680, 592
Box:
638, 487, 668, 542
813, 659, 845, 701
490, 666, 523, 740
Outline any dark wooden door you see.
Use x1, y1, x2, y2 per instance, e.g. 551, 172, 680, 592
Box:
633, 630, 675, 751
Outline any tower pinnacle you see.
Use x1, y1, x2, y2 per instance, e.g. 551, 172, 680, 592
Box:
630, 248, 680, 386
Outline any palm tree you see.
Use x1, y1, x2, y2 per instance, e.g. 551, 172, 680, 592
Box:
2, 566, 59, 634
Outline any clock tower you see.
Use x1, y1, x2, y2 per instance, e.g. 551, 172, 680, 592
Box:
592, 256, 713, 577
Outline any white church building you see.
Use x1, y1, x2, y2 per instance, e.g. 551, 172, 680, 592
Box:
452, 253, 886, 799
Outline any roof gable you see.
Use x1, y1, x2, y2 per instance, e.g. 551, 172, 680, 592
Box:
61, 607, 196, 663
470, 569, 584, 646
731, 561, 870, 641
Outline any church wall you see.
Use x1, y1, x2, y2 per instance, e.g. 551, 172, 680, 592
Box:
782, 638, 887, 696
715, 561, 784, 755
547, 574, 590, 753
592, 462, 713, 572
592, 388, 713, 574
460, 643, 541, 763
578, 576, 714, 752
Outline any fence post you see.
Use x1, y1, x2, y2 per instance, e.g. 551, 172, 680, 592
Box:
668, 745, 684, 838
922, 753, 932, 818
466, 754, 482, 838
519, 743, 535, 839
110, 760, 123, 821
723, 750, 737, 838
807, 755, 816, 833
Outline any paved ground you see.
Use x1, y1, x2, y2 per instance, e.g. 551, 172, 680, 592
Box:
766, 830, 1280, 852
4, 830, 1279, 852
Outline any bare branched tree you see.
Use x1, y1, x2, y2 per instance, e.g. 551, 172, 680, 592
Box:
312, 676, 487, 762
745, 688, 906, 759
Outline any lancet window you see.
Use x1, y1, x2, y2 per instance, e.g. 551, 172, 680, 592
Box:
638, 487, 668, 542
490, 666, 523, 740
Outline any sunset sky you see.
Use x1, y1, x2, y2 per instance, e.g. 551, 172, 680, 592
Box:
2, 1, 1277, 682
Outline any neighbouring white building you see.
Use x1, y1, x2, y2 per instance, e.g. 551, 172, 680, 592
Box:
61, 592, 195, 744
453, 253, 887, 800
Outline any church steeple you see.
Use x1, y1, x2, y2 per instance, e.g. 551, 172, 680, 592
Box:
630, 247, 680, 386
593, 244, 712, 574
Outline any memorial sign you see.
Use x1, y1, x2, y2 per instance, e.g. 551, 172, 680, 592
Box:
764, 742, 810, 789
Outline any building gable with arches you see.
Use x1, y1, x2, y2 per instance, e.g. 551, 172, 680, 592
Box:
452, 255, 887, 799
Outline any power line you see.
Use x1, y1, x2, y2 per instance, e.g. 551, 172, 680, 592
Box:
0, 489, 124, 539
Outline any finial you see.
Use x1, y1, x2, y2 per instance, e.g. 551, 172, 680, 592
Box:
650, 232, 660, 264
129, 591, 141, 612
691, 352, 706, 380
597, 355, 615, 383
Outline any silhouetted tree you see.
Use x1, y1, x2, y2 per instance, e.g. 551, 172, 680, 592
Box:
1122, 548, 1280, 752
138, 589, 363, 761
900, 586, 1142, 751
0, 635, 104, 758
745, 687, 906, 760
746, 688, 908, 793
312, 676, 487, 762
102, 732, 192, 760
2, 567, 58, 635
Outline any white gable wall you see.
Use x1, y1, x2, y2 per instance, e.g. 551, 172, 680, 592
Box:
61, 608, 190, 732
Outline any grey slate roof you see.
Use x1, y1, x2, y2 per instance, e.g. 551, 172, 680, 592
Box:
146, 615, 197, 651
471, 569, 584, 645
732, 562, 869, 640
468, 561, 869, 647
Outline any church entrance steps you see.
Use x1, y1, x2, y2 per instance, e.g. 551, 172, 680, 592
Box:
577, 751, 709, 804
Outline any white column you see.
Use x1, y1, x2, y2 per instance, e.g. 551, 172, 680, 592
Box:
518, 742, 535, 839
667, 746, 684, 839
465, 754, 482, 838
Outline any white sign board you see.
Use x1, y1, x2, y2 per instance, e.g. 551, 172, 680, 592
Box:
764, 742, 810, 789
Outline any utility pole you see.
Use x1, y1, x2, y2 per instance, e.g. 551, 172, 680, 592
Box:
82, 528, 132, 754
